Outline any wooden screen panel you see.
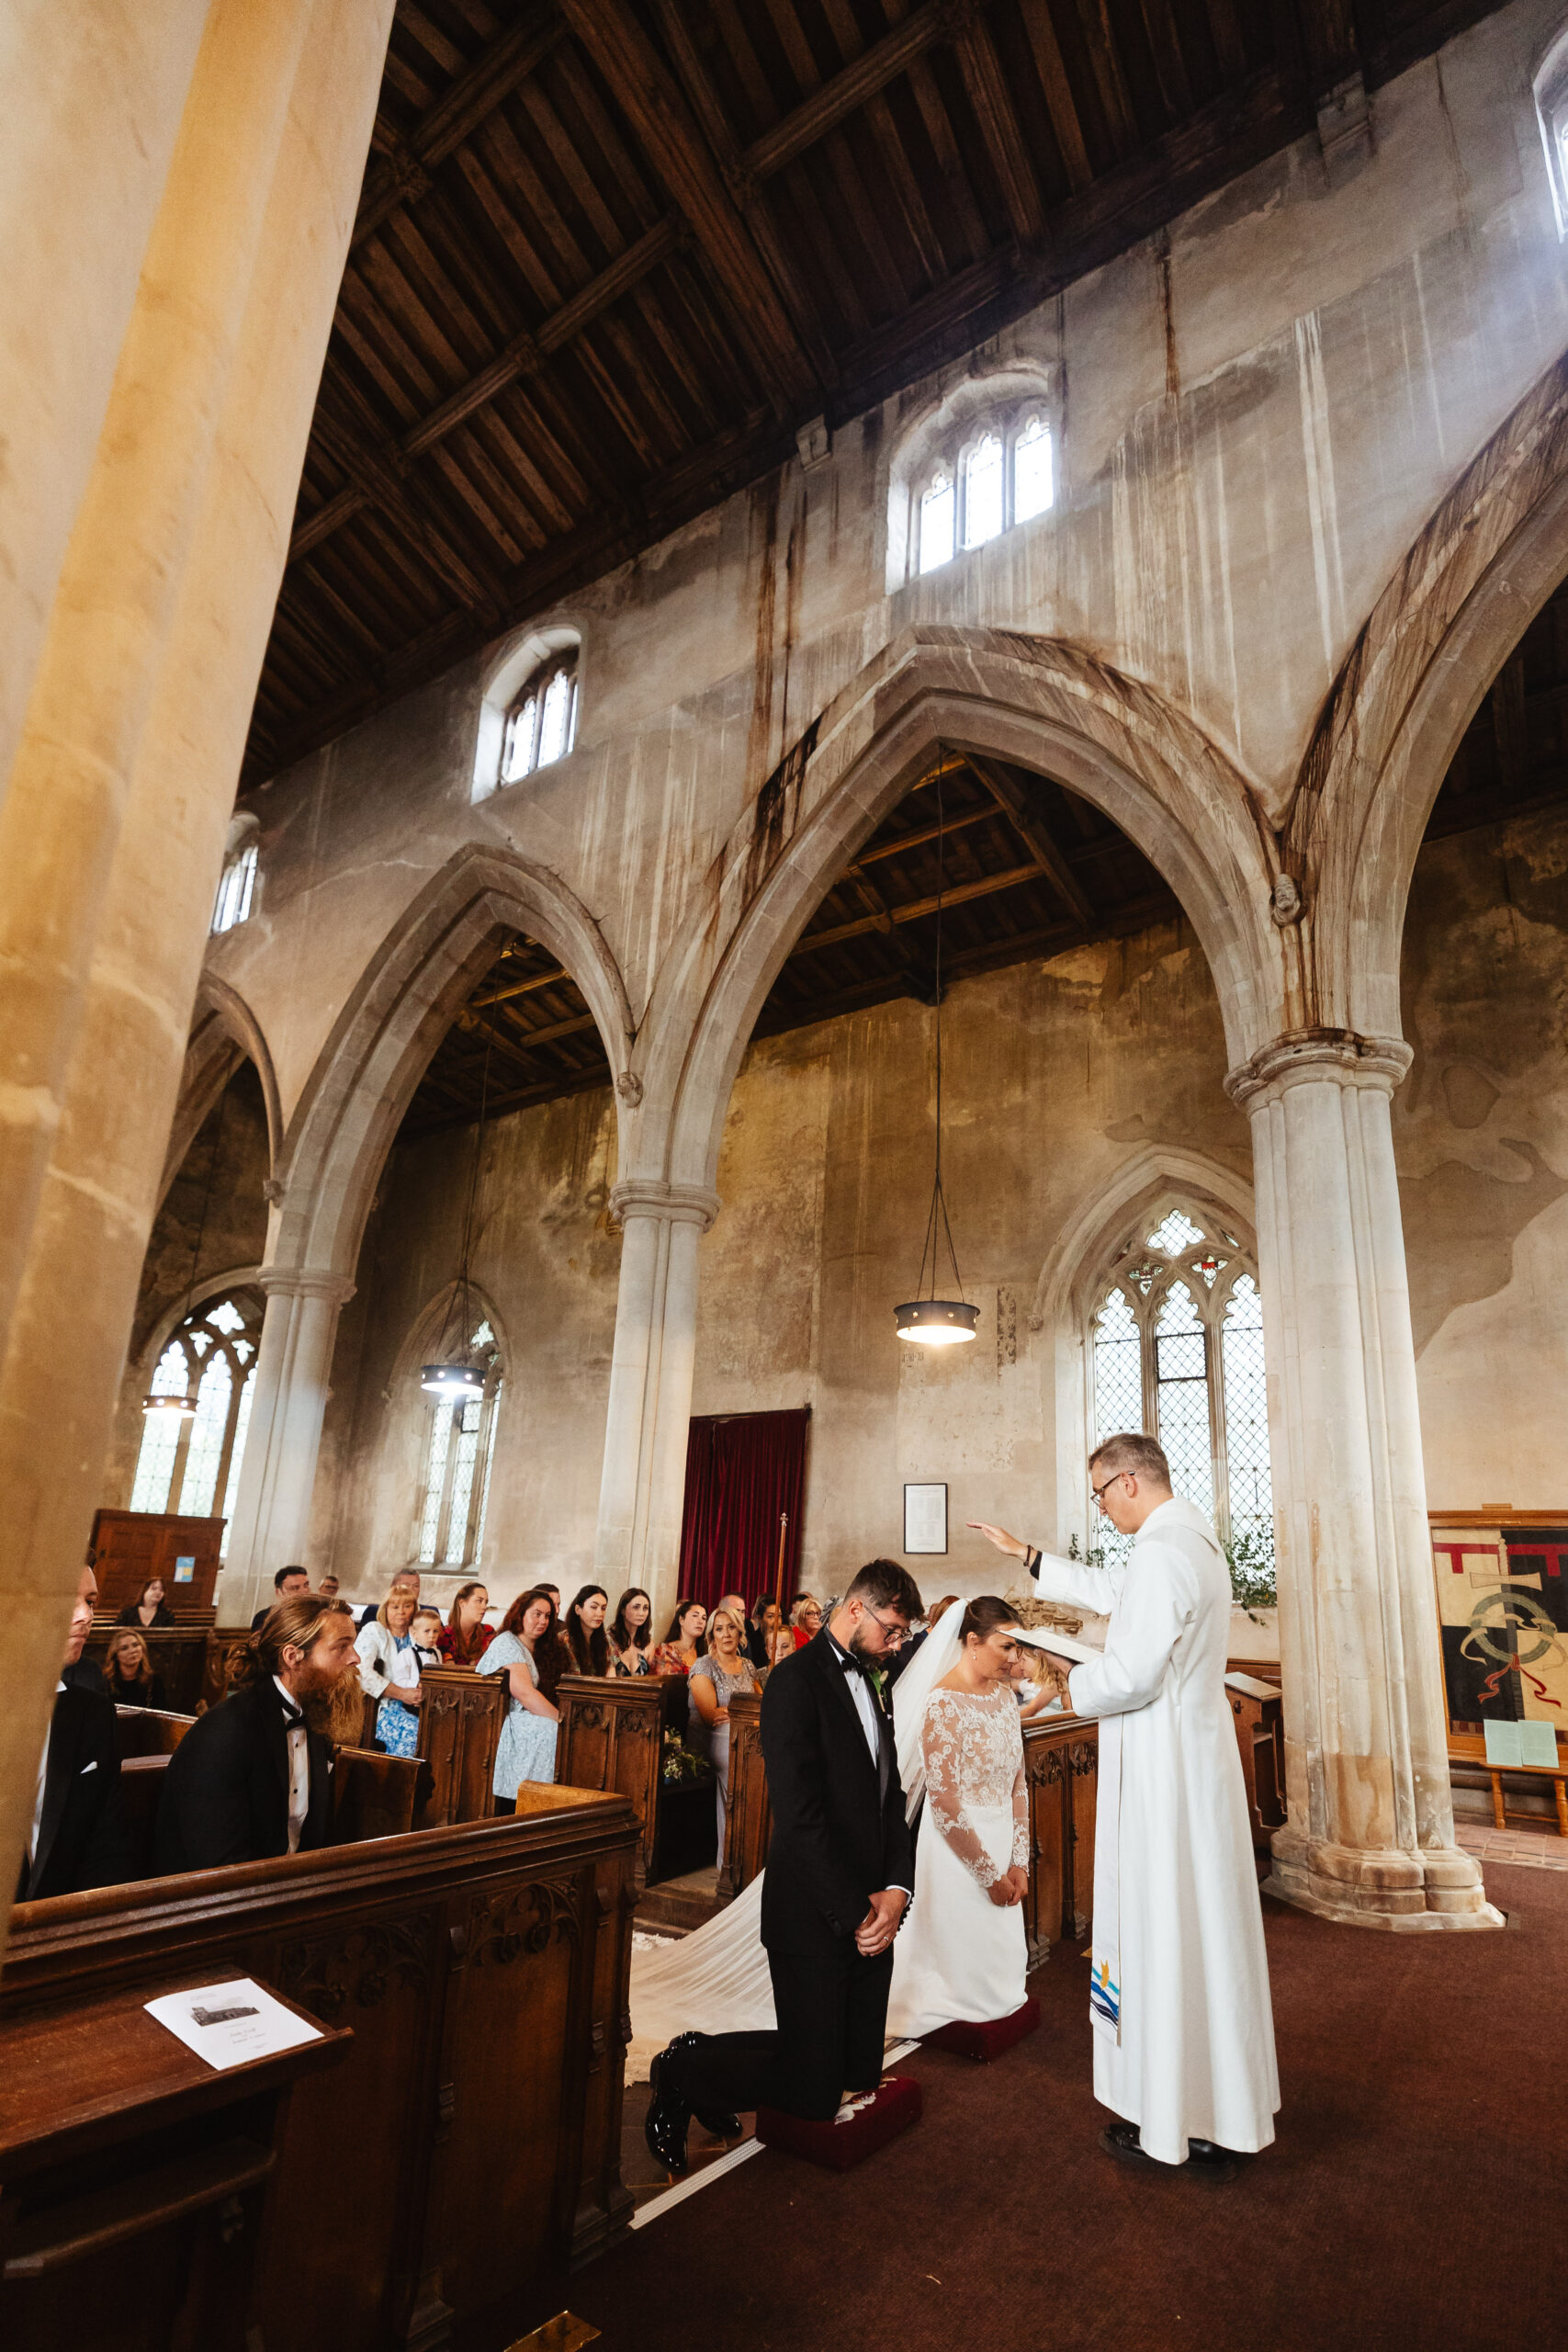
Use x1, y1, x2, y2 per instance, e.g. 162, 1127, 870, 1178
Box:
1066, 1731, 1098, 1939
88, 1510, 223, 1615
719, 1690, 771, 1901
555, 1675, 664, 1888
415, 1668, 503, 1826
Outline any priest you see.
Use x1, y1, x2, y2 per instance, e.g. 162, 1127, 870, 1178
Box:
971, 1430, 1278, 2182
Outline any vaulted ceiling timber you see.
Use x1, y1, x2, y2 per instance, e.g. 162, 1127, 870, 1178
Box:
245, 0, 1499, 789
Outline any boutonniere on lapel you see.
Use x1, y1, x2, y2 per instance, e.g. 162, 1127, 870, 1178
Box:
866, 1665, 890, 1711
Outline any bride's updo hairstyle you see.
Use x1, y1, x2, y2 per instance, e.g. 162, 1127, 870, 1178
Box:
957, 1595, 1022, 1647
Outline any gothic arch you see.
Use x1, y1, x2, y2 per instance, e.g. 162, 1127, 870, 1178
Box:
641, 627, 1284, 1194
1028, 1145, 1257, 1337
158, 976, 282, 1209
1285, 348, 1568, 1041
272, 844, 635, 1284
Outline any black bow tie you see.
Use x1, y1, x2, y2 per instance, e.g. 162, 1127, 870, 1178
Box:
834, 1642, 869, 1679
279, 1696, 303, 1728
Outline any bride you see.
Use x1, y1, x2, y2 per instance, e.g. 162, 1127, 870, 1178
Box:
629, 1597, 1072, 2073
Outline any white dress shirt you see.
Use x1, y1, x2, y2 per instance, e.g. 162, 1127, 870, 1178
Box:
829, 1638, 912, 1901
273, 1674, 310, 1853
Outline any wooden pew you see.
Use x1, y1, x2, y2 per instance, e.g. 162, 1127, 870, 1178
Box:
84, 1622, 214, 1715
4, 1789, 638, 2352
330, 1747, 429, 1844
204, 1628, 252, 1710
1225, 1671, 1288, 1848
555, 1673, 664, 1890
415, 1667, 504, 1827
1020, 1715, 1099, 1968
718, 1688, 770, 1901
113, 1706, 196, 1759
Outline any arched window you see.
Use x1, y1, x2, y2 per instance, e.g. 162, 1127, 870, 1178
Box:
211, 842, 257, 934
416, 1318, 503, 1568
129, 1289, 262, 1553
1087, 1201, 1273, 1567
911, 407, 1055, 577
501, 649, 578, 785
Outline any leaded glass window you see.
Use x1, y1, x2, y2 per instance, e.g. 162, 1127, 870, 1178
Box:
962, 433, 1004, 549
1085, 1202, 1273, 1553
1013, 414, 1054, 522
415, 1320, 503, 1568
127, 1289, 264, 1548
919, 468, 954, 573
910, 407, 1056, 576
501, 651, 577, 783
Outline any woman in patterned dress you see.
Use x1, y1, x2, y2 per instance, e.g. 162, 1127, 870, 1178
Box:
480, 1588, 561, 1807
355, 1584, 425, 1758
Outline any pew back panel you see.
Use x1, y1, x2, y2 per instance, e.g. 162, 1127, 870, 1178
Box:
85, 1627, 213, 1717
555, 1675, 663, 1889
719, 1689, 770, 1901
416, 1668, 503, 1826
1021, 1718, 1099, 1967
4, 1794, 637, 2352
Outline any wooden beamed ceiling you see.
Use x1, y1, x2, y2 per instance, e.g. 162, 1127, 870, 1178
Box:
247, 0, 1496, 787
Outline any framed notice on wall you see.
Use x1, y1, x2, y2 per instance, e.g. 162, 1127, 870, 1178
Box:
904, 1483, 948, 1555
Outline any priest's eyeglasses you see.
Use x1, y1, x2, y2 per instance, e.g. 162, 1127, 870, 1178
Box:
1091, 1469, 1133, 1511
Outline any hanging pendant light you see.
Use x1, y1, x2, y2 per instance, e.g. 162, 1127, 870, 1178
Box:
419, 1037, 493, 1402
143, 1079, 227, 1418
895, 753, 977, 1348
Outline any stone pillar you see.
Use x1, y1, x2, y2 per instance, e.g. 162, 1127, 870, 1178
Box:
0, 0, 393, 1960
593, 1182, 719, 1624
1225, 1032, 1499, 1930
222, 1270, 356, 1622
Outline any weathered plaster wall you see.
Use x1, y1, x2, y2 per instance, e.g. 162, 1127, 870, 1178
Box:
102, 1061, 271, 1508
311, 798, 1568, 1611
1396, 804, 1568, 1507
207, 1, 1568, 1145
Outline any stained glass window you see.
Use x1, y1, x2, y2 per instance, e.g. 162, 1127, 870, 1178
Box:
1091, 1288, 1143, 1441
962, 433, 1004, 548
127, 1291, 263, 1532
1223, 1276, 1272, 1534
919, 468, 954, 572
1013, 415, 1054, 522
1086, 1205, 1272, 1555
1155, 1283, 1214, 1521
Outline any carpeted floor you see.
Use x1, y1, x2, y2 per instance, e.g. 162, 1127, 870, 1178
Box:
492, 1863, 1564, 2352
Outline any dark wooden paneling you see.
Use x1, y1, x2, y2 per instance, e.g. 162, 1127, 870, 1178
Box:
88, 1511, 223, 1618
1021, 1715, 1099, 1966
718, 1687, 770, 1902
3, 1793, 638, 2350
414, 1666, 505, 1826
555, 1673, 665, 1890
84, 1626, 214, 1718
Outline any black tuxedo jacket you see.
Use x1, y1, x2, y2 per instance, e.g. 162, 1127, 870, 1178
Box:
154, 1677, 333, 1874
758, 1632, 914, 1956
23, 1683, 130, 1901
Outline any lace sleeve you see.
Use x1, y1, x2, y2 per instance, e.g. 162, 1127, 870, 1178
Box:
923, 1698, 1002, 1890
1010, 1756, 1030, 1870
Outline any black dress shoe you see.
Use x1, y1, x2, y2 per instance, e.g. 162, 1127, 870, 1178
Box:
644, 2046, 693, 2176
664, 2032, 741, 2141
1099, 2121, 1157, 2170
1186, 2138, 1242, 2184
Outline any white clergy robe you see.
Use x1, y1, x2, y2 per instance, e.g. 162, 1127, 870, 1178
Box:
1033, 1496, 1279, 2164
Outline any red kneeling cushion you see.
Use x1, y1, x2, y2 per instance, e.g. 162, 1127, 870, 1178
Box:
756, 2074, 922, 2171
923, 1995, 1040, 2061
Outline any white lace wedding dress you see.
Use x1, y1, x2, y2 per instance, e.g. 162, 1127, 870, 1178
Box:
884, 1683, 1029, 2037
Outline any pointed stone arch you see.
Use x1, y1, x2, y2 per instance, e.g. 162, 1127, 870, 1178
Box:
271, 843, 635, 1284
158, 976, 282, 1210
638, 627, 1284, 1194
1285, 349, 1568, 1042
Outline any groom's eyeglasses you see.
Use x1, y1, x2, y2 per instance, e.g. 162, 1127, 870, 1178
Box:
862, 1607, 909, 1649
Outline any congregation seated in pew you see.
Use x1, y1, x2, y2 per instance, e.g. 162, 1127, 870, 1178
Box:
355, 1582, 426, 1758
154, 1598, 362, 1871
438, 1578, 493, 1667
19, 1563, 129, 1901
479, 1586, 561, 1812
113, 1576, 175, 1630
102, 1626, 165, 1710
249, 1562, 310, 1630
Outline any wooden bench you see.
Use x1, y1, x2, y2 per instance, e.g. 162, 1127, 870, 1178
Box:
84, 1623, 215, 1715
5, 1789, 639, 2351
719, 1687, 769, 1901
415, 1666, 504, 1827
1021, 1716, 1098, 1966
1448, 1730, 1568, 1836
555, 1672, 665, 1889
1225, 1672, 1288, 1848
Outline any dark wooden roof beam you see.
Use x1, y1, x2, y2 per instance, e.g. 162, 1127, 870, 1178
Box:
739, 0, 960, 186
963, 752, 1095, 924
793, 857, 1046, 956
954, 11, 1045, 243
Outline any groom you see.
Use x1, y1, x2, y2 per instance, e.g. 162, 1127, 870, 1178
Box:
645, 1557, 923, 2171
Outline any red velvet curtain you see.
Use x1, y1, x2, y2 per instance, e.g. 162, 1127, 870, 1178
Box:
677, 1408, 809, 1614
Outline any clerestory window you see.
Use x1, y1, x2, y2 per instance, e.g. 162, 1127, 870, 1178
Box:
915, 409, 1055, 577
500, 650, 578, 785
211, 843, 257, 935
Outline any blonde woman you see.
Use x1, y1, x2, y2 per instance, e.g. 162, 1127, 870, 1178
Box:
355, 1583, 424, 1758
687, 1605, 757, 1850
790, 1593, 822, 1649
103, 1627, 163, 1709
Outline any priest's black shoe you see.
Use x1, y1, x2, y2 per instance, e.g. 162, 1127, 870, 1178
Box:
1186, 2137, 1242, 2184
644, 2044, 694, 2176
665, 2031, 741, 2141
1099, 2122, 1156, 2170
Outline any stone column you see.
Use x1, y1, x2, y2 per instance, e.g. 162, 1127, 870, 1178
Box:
1225, 1032, 1498, 1930
593, 1182, 720, 1624
222, 1270, 356, 1622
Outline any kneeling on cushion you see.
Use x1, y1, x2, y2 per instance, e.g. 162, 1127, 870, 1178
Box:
757, 2075, 922, 2172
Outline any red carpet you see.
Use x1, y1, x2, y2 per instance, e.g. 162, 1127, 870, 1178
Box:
482, 1863, 1564, 2352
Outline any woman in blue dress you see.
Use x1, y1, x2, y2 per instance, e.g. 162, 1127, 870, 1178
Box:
355, 1584, 424, 1757
481, 1587, 562, 1808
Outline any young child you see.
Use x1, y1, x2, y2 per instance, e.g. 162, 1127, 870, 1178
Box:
411, 1605, 445, 1670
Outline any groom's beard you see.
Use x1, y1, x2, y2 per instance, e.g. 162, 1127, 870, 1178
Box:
293, 1663, 366, 1744
846, 1624, 885, 1668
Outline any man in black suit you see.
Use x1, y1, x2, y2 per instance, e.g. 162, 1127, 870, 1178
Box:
250, 1564, 310, 1631
645, 1557, 922, 2170
20, 1564, 130, 1900
155, 1596, 361, 1872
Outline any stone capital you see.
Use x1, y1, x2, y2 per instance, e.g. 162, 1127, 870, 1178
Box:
609, 1180, 721, 1234
1224, 1028, 1412, 1110
256, 1264, 358, 1308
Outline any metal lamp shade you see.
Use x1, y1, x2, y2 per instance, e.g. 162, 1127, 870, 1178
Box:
420, 1362, 486, 1405
895, 1298, 979, 1346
